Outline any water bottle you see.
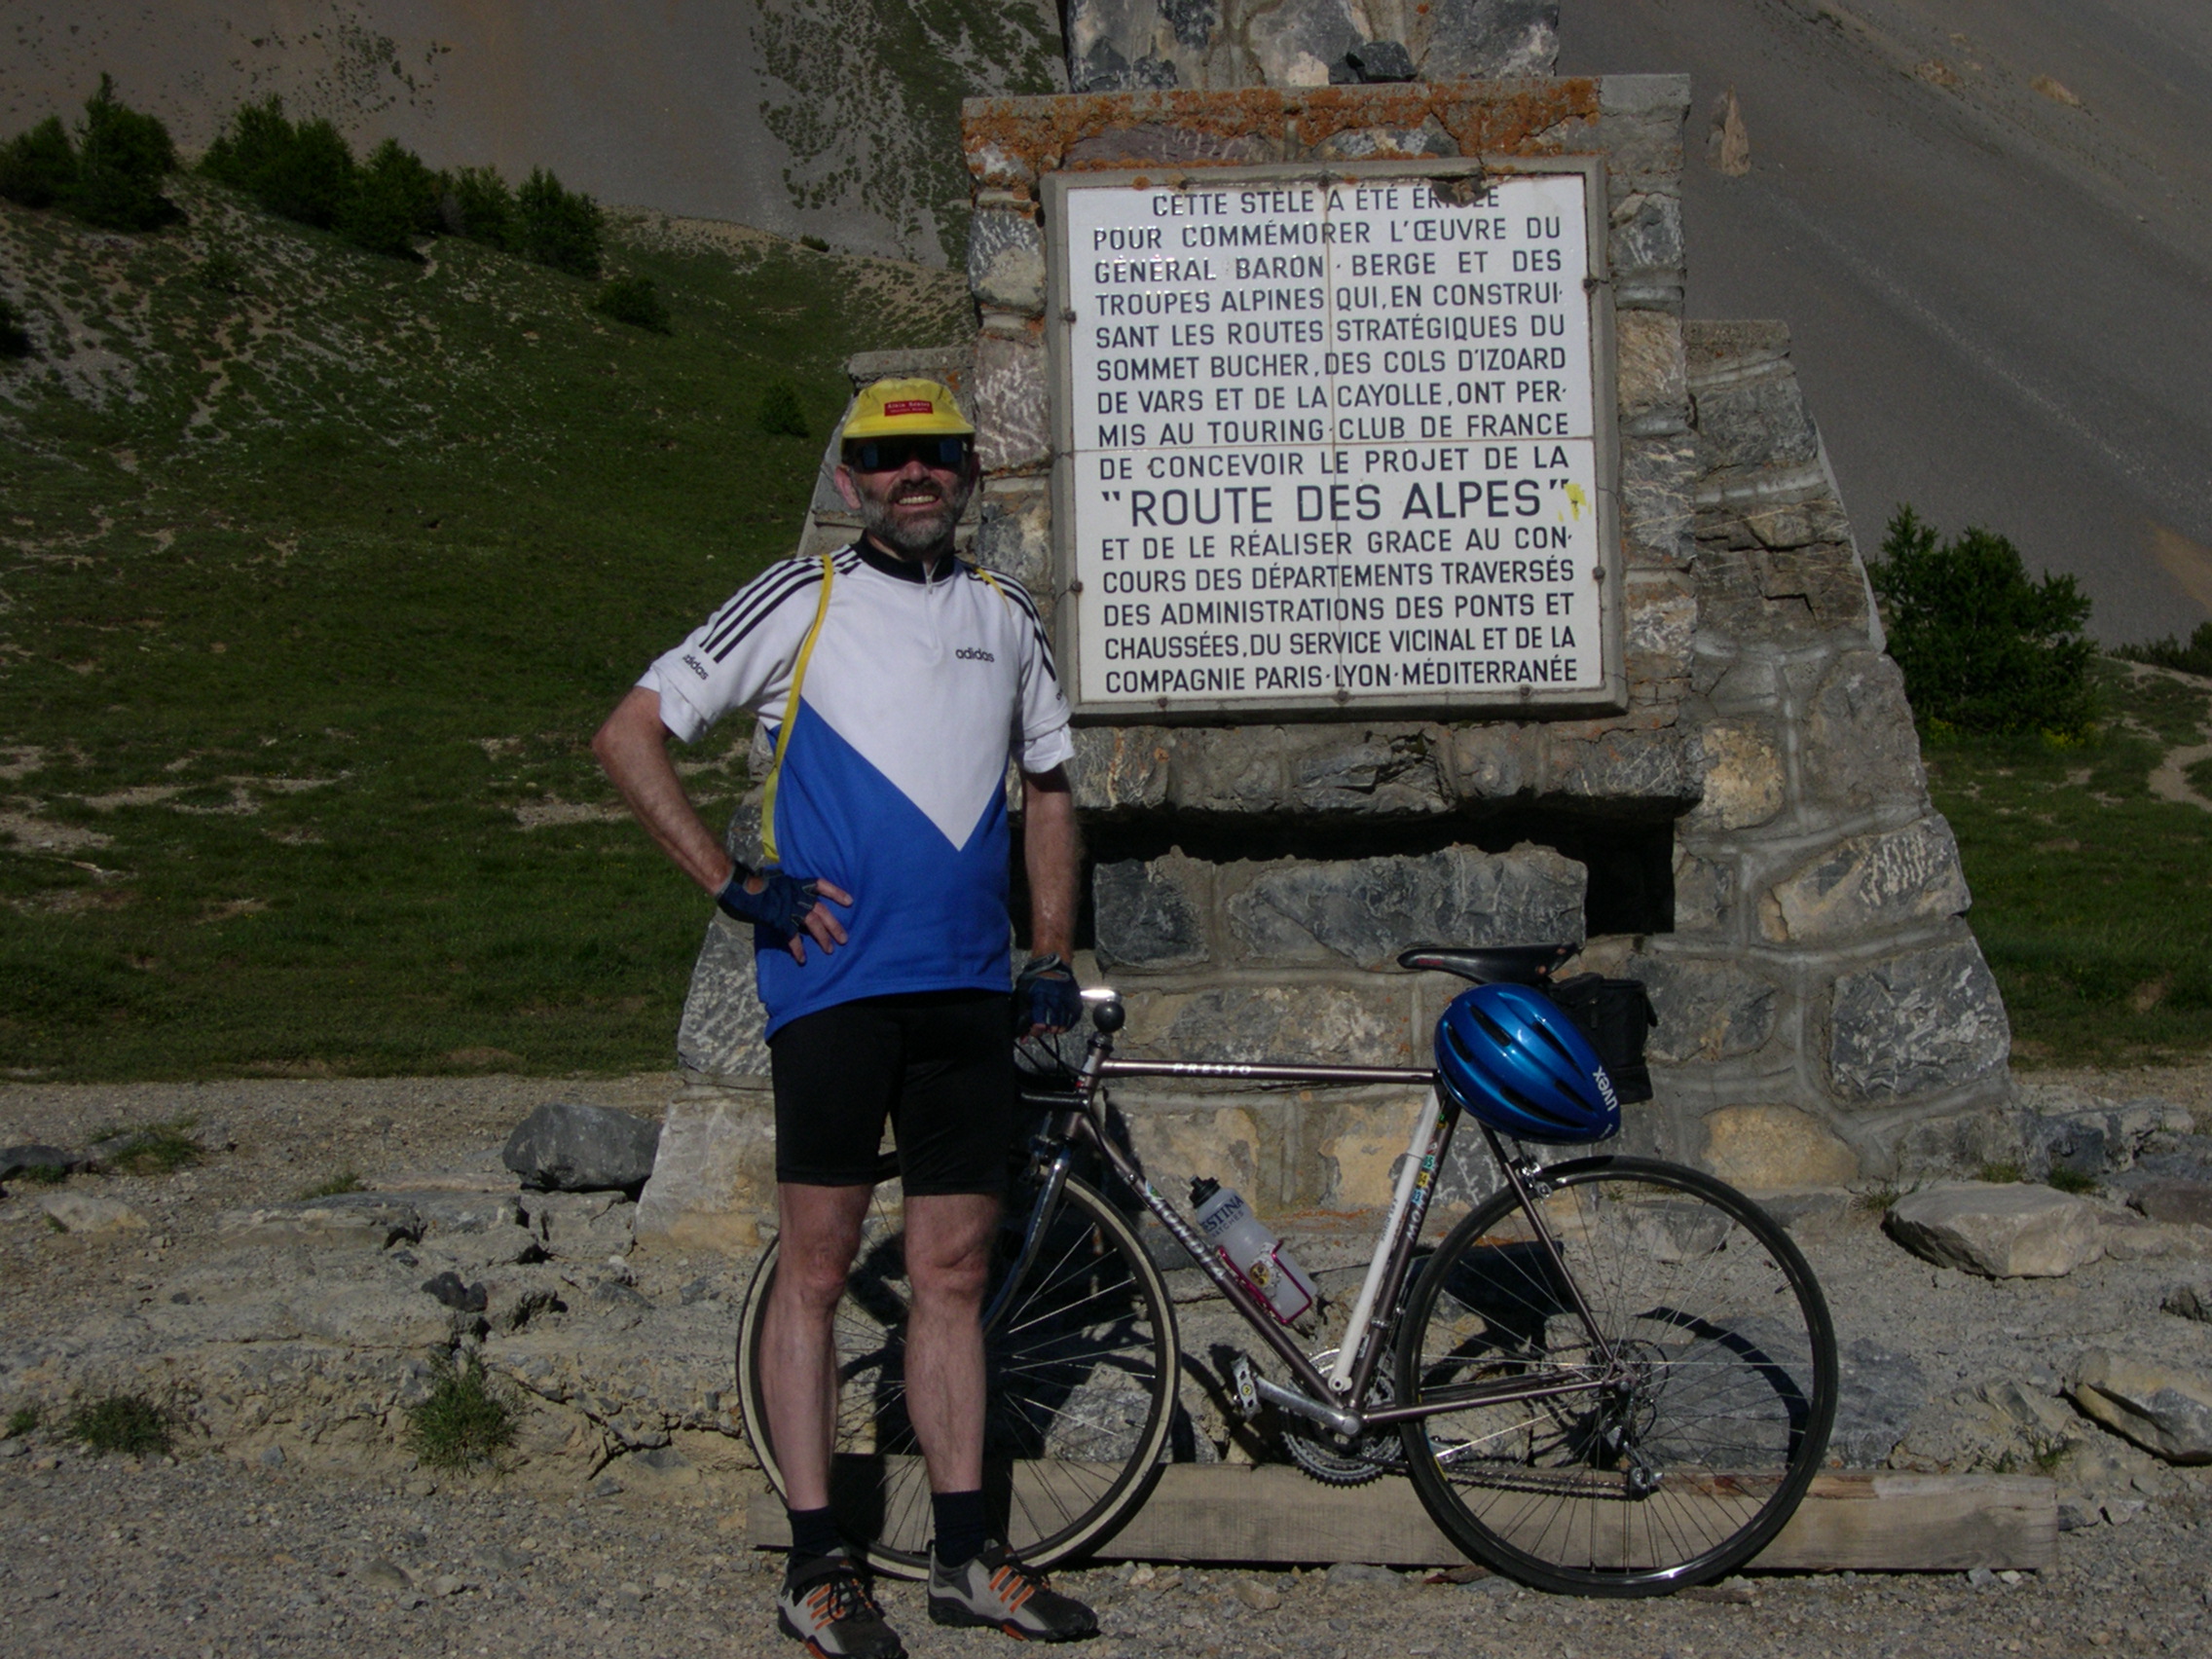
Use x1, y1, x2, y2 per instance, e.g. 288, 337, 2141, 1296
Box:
1191, 1176, 1317, 1325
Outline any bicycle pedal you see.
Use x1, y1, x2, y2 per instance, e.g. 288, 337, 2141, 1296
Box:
1229, 1353, 1262, 1419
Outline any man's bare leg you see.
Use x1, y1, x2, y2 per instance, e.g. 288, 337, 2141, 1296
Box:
901, 1191, 1001, 1493
759, 1181, 875, 1513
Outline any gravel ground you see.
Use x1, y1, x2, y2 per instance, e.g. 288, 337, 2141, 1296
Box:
5, 1069, 2212, 1657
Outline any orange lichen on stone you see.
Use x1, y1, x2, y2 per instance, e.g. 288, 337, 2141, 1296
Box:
961, 82, 1604, 181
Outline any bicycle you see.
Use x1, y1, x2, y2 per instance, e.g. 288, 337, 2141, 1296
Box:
736, 943, 1838, 1598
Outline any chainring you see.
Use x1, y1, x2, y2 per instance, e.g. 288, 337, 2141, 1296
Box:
1280, 1349, 1405, 1487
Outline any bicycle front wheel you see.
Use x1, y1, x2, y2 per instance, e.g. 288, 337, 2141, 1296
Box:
1395, 1157, 1836, 1597
736, 1172, 1177, 1579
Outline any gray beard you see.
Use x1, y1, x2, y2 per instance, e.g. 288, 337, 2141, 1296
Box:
859, 484, 968, 559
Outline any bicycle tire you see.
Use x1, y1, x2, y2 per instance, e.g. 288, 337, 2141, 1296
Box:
736, 1171, 1178, 1579
1394, 1156, 1836, 1597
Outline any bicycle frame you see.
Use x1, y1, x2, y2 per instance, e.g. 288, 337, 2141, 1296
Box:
986, 1004, 1628, 1440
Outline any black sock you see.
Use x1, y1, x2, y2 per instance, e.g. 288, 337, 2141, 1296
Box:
786, 1505, 842, 1568
933, 1489, 988, 1568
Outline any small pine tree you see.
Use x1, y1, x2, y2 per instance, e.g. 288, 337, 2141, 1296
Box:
2116, 621, 2212, 680
69, 74, 181, 232
757, 380, 809, 438
1868, 505, 2094, 736
441, 165, 516, 250
517, 167, 602, 278
0, 296, 31, 358
339, 138, 441, 258
590, 276, 672, 334
0, 116, 78, 209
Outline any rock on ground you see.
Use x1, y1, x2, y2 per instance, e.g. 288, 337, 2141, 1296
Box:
1884, 1183, 2102, 1278
2070, 1350, 2212, 1464
501, 1103, 661, 1197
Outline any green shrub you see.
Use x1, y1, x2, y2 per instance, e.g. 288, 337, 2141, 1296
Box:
1868, 505, 2094, 736
5, 1404, 39, 1438
757, 379, 809, 438
441, 165, 516, 250
0, 296, 30, 359
2116, 620, 2212, 680
94, 1116, 203, 1176
196, 250, 246, 294
68, 75, 180, 232
2046, 1165, 2097, 1195
1977, 1161, 2023, 1185
0, 115, 78, 208
339, 138, 441, 259
591, 276, 671, 334
406, 1352, 516, 1470
298, 1171, 363, 1198
65, 1392, 170, 1456
799, 234, 830, 252
516, 167, 602, 278
203, 96, 355, 230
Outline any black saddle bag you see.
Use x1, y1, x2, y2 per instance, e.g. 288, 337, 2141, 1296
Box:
1546, 974, 1658, 1105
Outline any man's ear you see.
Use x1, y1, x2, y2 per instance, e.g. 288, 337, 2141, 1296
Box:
831, 463, 861, 512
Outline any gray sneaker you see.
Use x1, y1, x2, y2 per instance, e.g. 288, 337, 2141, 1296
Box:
778, 1553, 905, 1659
928, 1539, 1098, 1641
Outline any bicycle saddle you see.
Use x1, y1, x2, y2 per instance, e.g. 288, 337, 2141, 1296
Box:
1396, 942, 1577, 986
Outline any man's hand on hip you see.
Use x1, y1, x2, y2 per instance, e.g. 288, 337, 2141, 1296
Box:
719, 868, 853, 963
1015, 952, 1081, 1037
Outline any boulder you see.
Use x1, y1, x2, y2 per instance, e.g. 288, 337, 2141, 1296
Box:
2069, 1351, 2212, 1464
0, 1144, 81, 1180
2162, 1279, 2212, 1323
2132, 1179, 2212, 1230
38, 1193, 148, 1235
501, 1103, 662, 1196
1828, 1338, 1928, 1466
634, 1094, 778, 1255
1884, 1184, 2101, 1278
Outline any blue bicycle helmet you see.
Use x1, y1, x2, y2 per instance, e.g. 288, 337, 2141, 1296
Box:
1435, 982, 1622, 1145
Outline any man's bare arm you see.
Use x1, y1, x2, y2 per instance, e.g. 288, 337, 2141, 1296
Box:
1020, 764, 1080, 963
591, 686, 849, 959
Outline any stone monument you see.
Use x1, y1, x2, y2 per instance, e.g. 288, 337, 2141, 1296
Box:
637, 2, 2010, 1254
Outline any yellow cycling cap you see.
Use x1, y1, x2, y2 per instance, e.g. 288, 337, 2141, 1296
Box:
840, 377, 976, 440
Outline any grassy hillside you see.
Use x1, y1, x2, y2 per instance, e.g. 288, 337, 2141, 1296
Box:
0, 177, 969, 1080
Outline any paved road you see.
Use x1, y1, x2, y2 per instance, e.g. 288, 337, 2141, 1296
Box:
1564, 0, 2212, 644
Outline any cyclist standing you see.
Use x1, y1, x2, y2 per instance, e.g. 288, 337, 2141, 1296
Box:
593, 379, 1098, 1653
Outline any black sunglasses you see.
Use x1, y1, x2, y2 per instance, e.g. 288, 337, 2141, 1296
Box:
844, 434, 972, 473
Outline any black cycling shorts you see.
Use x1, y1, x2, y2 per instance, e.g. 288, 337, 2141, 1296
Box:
767, 989, 1015, 1197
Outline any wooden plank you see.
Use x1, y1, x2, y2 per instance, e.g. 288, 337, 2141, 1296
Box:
748, 1465, 2054, 1572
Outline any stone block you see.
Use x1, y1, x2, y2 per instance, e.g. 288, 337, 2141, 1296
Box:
2133, 1180, 2212, 1230
1626, 952, 1777, 1063
1417, 0, 1560, 80
1171, 726, 1285, 811
1448, 720, 1535, 798
1886, 1184, 2101, 1278
973, 479, 1052, 596
1802, 652, 1929, 809
1596, 78, 1688, 196
1618, 434, 1695, 567
1671, 845, 1736, 935
1244, 0, 1360, 88
1095, 852, 1211, 968
1693, 539, 1872, 643
1312, 119, 1456, 162
967, 202, 1045, 313
527, 1191, 639, 1262
1764, 816, 1972, 944
1225, 843, 1586, 967
634, 1093, 778, 1255
1831, 1339, 1929, 1466
1701, 653, 1782, 714
1068, 724, 1175, 812
1682, 717, 1783, 830
1700, 1105, 1859, 1192
1698, 495, 1855, 553
1693, 364, 1818, 472
502, 1103, 662, 1198
1616, 309, 1687, 433
972, 331, 1051, 474
1287, 729, 1450, 813
1118, 981, 1415, 1067
1544, 724, 1696, 803
1829, 938, 2009, 1102
1120, 1101, 1265, 1214
1623, 571, 1696, 673
1685, 319, 1790, 383
678, 915, 771, 1082
1608, 192, 1684, 303
2069, 1350, 2212, 1463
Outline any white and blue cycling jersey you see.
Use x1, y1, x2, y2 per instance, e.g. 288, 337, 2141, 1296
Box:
639, 541, 1075, 1038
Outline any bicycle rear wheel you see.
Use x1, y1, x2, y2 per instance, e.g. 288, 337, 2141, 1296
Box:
736, 1172, 1177, 1579
1394, 1157, 1835, 1597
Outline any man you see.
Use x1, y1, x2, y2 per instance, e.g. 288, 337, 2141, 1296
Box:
592, 379, 1097, 1657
